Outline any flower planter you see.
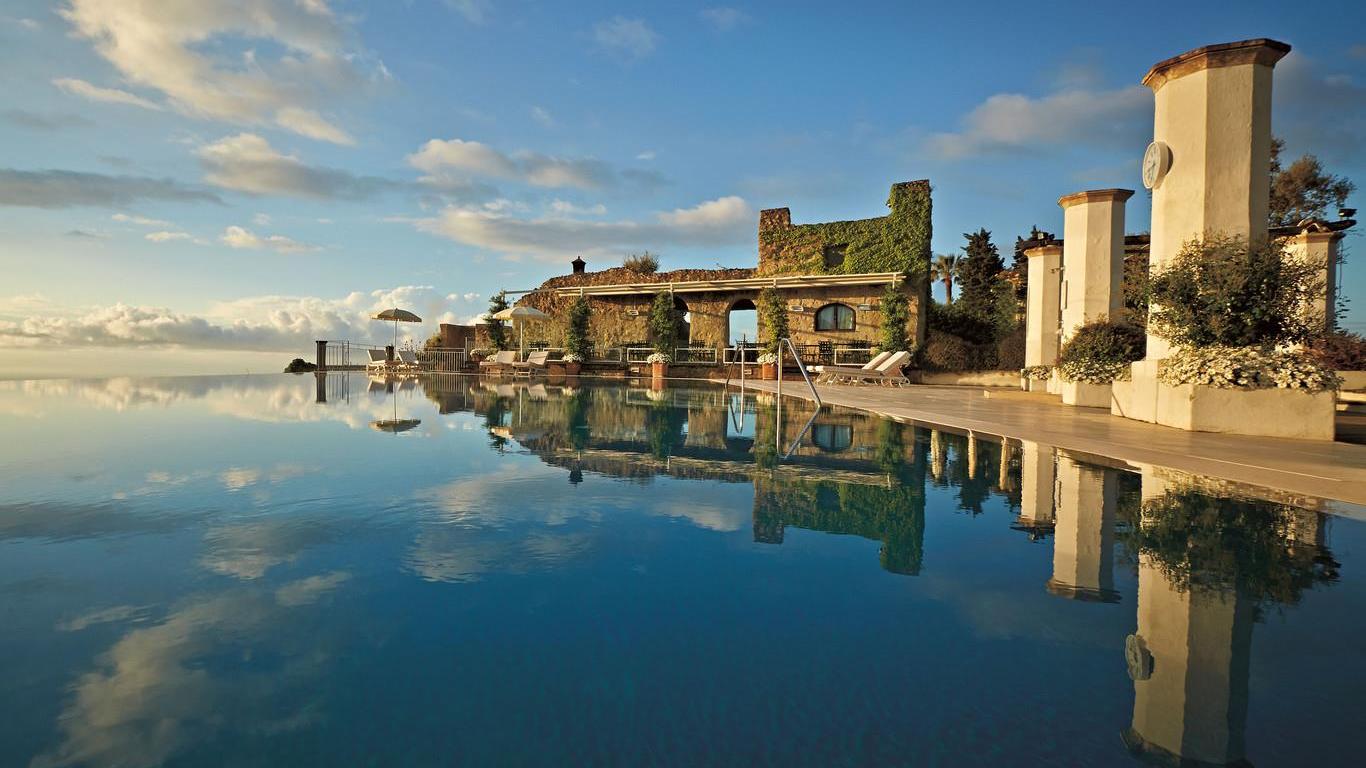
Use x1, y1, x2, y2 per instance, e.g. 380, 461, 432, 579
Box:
564, 362, 582, 376
760, 363, 776, 380
1061, 380, 1112, 408
1155, 382, 1335, 440
651, 361, 668, 379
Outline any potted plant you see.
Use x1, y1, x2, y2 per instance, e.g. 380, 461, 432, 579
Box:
756, 352, 778, 380
562, 352, 583, 376
647, 351, 670, 379
468, 347, 493, 364
564, 296, 591, 376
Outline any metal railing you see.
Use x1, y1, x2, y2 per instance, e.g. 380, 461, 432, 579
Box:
724, 344, 761, 364
673, 347, 718, 364
625, 347, 655, 364
416, 348, 467, 372
775, 337, 823, 459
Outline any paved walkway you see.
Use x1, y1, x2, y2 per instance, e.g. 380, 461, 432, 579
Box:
730, 379, 1366, 511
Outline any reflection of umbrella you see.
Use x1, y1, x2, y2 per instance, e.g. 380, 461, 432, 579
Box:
371, 418, 421, 433
492, 305, 548, 357
373, 307, 423, 347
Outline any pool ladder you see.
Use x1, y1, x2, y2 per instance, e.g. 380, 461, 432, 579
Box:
724, 337, 823, 460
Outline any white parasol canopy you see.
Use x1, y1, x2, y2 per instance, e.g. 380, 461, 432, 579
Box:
372, 307, 422, 347
491, 305, 548, 356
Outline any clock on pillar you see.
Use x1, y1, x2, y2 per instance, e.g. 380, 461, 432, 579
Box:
1141, 141, 1170, 189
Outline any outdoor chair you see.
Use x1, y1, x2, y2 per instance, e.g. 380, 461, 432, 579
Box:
394, 349, 421, 372
480, 350, 518, 374
830, 350, 911, 387
511, 350, 552, 376
365, 348, 392, 373
811, 351, 891, 383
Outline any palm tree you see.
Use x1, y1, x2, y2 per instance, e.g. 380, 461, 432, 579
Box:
931, 253, 962, 303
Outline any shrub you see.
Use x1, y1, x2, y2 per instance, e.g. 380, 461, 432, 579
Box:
1306, 329, 1366, 371
1022, 365, 1052, 381
623, 252, 659, 272
648, 292, 678, 355
1148, 235, 1322, 348
922, 330, 997, 371
1056, 320, 1146, 384
283, 358, 316, 373
995, 327, 1026, 371
564, 295, 591, 358
757, 288, 788, 355
1158, 346, 1339, 392
879, 284, 910, 352
927, 300, 995, 345
486, 292, 511, 351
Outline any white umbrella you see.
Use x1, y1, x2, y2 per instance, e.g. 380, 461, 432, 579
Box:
492, 305, 549, 357
372, 307, 423, 348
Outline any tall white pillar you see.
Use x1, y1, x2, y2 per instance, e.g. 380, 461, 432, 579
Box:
1047, 453, 1118, 601
1283, 227, 1343, 331
1059, 189, 1133, 341
1024, 244, 1063, 392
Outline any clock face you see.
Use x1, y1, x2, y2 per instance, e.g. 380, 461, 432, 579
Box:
1142, 142, 1168, 189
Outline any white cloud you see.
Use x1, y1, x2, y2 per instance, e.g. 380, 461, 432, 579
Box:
636, 150, 656, 161
593, 16, 659, 60
414, 195, 752, 260
252, 212, 272, 226
530, 105, 555, 127
0, 286, 472, 352
52, 77, 162, 111
199, 133, 395, 199
145, 231, 197, 243
220, 225, 319, 254
700, 7, 749, 32
59, 0, 378, 144
112, 213, 173, 228
549, 200, 608, 216
924, 85, 1149, 160
0, 169, 221, 209
407, 137, 613, 189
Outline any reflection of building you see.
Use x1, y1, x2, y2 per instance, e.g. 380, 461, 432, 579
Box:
1047, 453, 1119, 602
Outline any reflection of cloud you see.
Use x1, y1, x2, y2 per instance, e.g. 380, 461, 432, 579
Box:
58, 604, 151, 632
653, 500, 748, 532
200, 519, 335, 580
33, 577, 344, 768
219, 467, 261, 491
0, 501, 199, 542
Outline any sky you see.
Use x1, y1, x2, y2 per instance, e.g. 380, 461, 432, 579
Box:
1, 0, 1364, 378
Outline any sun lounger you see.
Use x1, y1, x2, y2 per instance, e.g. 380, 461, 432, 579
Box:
511, 350, 551, 376
812, 351, 891, 383
365, 348, 392, 372
479, 350, 517, 374
830, 350, 912, 386
394, 349, 420, 372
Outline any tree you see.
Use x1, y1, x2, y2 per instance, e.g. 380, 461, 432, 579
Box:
648, 291, 678, 355
955, 228, 1004, 322
486, 291, 510, 351
879, 283, 910, 352
564, 295, 591, 358
757, 288, 788, 355
930, 253, 961, 303
1269, 137, 1355, 227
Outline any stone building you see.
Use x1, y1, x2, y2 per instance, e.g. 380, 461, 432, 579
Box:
509, 181, 932, 361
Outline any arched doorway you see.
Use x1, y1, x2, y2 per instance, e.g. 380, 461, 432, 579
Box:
727, 298, 758, 362
674, 295, 691, 345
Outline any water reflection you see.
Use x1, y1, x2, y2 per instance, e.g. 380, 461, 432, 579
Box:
0, 373, 1358, 767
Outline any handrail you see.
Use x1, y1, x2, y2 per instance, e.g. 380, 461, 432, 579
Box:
776, 337, 822, 409
774, 337, 823, 458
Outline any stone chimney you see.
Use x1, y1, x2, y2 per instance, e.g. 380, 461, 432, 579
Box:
571, 256, 586, 274
758, 208, 791, 234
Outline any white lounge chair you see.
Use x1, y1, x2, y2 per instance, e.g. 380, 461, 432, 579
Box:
512, 350, 551, 376
831, 350, 912, 386
394, 349, 421, 372
812, 351, 891, 384
365, 348, 392, 372
479, 350, 518, 374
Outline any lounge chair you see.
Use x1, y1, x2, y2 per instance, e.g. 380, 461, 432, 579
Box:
365, 348, 392, 373
511, 350, 552, 376
479, 350, 517, 374
831, 350, 912, 386
811, 351, 891, 384
394, 349, 421, 372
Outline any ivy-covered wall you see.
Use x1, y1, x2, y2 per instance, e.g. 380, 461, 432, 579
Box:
757, 180, 932, 279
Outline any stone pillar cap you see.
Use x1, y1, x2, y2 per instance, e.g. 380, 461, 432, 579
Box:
1023, 243, 1063, 257
1142, 38, 1290, 92
1058, 189, 1135, 209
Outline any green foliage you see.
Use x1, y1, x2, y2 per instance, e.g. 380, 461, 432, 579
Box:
648, 292, 678, 355
1120, 486, 1339, 605
757, 288, 788, 355
564, 295, 591, 358
930, 253, 960, 302
622, 251, 660, 273
879, 284, 910, 352
283, 358, 316, 373
758, 181, 932, 280
995, 327, 1026, 371
1148, 235, 1323, 348
921, 330, 998, 371
1269, 137, 1356, 227
1123, 249, 1150, 324
954, 228, 1004, 321
1308, 329, 1366, 371
486, 292, 511, 351
927, 301, 995, 345
1057, 319, 1146, 383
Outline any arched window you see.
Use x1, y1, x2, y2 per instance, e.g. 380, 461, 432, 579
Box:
811, 423, 853, 452
814, 303, 855, 331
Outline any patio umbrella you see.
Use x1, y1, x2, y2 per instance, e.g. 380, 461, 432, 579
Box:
492, 305, 549, 357
373, 307, 423, 348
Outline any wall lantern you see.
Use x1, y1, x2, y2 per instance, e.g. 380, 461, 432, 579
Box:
626, 309, 641, 317
788, 304, 805, 312
857, 303, 875, 311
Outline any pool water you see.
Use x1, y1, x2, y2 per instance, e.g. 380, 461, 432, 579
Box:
1, 374, 1363, 767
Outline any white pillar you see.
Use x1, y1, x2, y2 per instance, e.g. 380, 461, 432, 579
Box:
1143, 39, 1290, 360
1283, 228, 1343, 331
1059, 189, 1133, 341
1024, 244, 1062, 392
1047, 453, 1118, 601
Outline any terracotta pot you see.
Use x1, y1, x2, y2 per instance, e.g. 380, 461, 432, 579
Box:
651, 361, 668, 379
760, 363, 776, 380
564, 362, 582, 376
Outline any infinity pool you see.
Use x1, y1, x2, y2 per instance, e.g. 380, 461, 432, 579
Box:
1, 374, 1362, 766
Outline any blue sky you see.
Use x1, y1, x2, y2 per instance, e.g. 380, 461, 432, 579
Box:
1, 0, 1364, 376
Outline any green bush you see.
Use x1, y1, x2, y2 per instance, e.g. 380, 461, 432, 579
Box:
922, 330, 997, 371
1148, 235, 1322, 348
486, 292, 511, 351
879, 284, 910, 352
1056, 320, 1146, 383
648, 292, 678, 355
1307, 329, 1366, 371
995, 327, 1026, 371
623, 251, 659, 272
927, 301, 995, 345
564, 295, 591, 358
758, 288, 788, 355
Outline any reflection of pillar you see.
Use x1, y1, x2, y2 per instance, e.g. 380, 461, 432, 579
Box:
966, 432, 978, 480
314, 371, 327, 404
1017, 441, 1056, 533
1047, 454, 1118, 601
1059, 189, 1133, 340
997, 439, 1016, 493
315, 339, 328, 371
1024, 244, 1063, 392
929, 430, 945, 482
1125, 555, 1253, 766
